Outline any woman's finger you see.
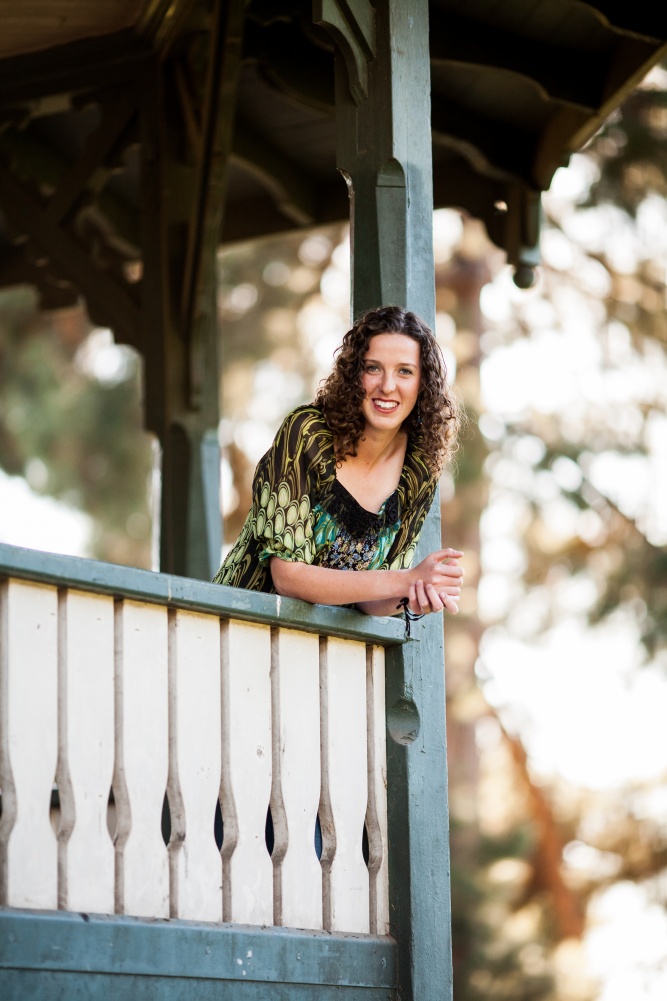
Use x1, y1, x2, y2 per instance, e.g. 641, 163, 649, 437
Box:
408, 581, 452, 616
433, 565, 464, 584
442, 593, 460, 614
431, 548, 463, 560
410, 580, 434, 615
418, 581, 446, 615
415, 579, 431, 614
424, 583, 444, 613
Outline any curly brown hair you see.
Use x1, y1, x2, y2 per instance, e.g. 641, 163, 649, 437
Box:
315, 305, 458, 475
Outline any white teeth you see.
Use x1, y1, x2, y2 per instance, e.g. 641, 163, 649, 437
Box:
374, 400, 397, 410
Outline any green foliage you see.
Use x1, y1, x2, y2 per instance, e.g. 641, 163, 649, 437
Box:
586, 82, 667, 214
0, 287, 152, 565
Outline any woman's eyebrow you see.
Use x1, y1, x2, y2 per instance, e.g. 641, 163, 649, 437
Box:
364, 357, 417, 366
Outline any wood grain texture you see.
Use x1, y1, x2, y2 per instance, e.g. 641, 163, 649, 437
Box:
365, 644, 389, 936
271, 627, 322, 929
220, 619, 273, 925
0, 580, 58, 909
57, 589, 115, 913
167, 609, 222, 921
114, 600, 169, 918
320, 636, 369, 934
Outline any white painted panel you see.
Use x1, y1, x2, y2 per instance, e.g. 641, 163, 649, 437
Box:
221, 619, 272, 925
114, 600, 169, 918
59, 589, 115, 913
272, 628, 321, 929
366, 645, 390, 935
168, 609, 222, 921
0, 580, 58, 908
320, 636, 369, 933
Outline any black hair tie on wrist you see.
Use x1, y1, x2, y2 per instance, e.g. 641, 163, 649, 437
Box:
397, 597, 425, 638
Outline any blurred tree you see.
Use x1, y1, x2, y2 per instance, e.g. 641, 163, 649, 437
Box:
490, 63, 667, 662
0, 287, 153, 565
451, 62, 667, 1001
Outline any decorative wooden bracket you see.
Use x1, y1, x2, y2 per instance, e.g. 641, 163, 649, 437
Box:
179, 0, 245, 410
314, 0, 376, 104
0, 86, 142, 341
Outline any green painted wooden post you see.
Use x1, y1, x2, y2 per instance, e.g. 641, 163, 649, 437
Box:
315, 2, 453, 999
141, 0, 245, 581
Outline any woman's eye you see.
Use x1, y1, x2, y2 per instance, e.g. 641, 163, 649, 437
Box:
365, 365, 379, 373
399, 368, 414, 376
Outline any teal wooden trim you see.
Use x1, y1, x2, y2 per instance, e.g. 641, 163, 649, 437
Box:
0, 910, 396, 995
0, 543, 405, 645
319, 0, 454, 998
385, 568, 453, 1000
0, 971, 394, 1001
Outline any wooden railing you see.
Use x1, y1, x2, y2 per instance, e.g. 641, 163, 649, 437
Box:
0, 544, 405, 936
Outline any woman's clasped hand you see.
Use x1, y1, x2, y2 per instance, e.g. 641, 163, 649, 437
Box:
405, 547, 464, 616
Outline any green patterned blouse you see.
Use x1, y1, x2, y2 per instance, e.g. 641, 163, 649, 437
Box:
213, 405, 437, 594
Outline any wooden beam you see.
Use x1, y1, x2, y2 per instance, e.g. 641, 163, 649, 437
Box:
180, 0, 245, 412
231, 123, 319, 227
44, 89, 139, 228
243, 19, 336, 115
220, 179, 348, 244
572, 1, 667, 42
0, 31, 148, 108
138, 0, 199, 59
431, 95, 582, 190
429, 10, 628, 110
138, 0, 246, 580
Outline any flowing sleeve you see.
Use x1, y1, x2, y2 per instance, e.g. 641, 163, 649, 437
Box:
252, 406, 332, 567
384, 447, 437, 571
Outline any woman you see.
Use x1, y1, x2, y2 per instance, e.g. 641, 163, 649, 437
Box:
214, 305, 463, 622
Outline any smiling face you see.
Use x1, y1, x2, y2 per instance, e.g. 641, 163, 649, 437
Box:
360, 332, 422, 434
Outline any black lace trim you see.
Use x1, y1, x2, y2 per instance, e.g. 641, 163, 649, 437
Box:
320, 477, 400, 536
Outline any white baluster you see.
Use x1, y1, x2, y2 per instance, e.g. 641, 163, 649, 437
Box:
0, 580, 58, 908
58, 589, 115, 913
221, 619, 272, 925
271, 628, 321, 930
320, 636, 369, 933
366, 644, 389, 935
168, 609, 222, 921
114, 600, 169, 918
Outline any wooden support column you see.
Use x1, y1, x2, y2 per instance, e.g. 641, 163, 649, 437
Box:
316, 2, 453, 999
141, 0, 245, 580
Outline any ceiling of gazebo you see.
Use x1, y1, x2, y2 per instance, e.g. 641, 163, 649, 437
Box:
0, 0, 665, 302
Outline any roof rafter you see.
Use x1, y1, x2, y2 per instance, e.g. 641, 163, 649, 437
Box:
244, 20, 335, 114
429, 11, 656, 110
231, 122, 319, 226
572, 1, 667, 42
0, 31, 148, 107
431, 95, 567, 190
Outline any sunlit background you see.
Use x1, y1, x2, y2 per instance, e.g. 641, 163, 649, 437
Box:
2, 63, 667, 1001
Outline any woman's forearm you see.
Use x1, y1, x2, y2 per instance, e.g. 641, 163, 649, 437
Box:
354, 597, 405, 617
270, 557, 408, 607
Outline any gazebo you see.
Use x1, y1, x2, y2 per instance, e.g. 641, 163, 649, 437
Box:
0, 2, 665, 1000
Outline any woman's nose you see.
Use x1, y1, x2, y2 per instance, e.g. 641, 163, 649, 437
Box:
380, 371, 396, 393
